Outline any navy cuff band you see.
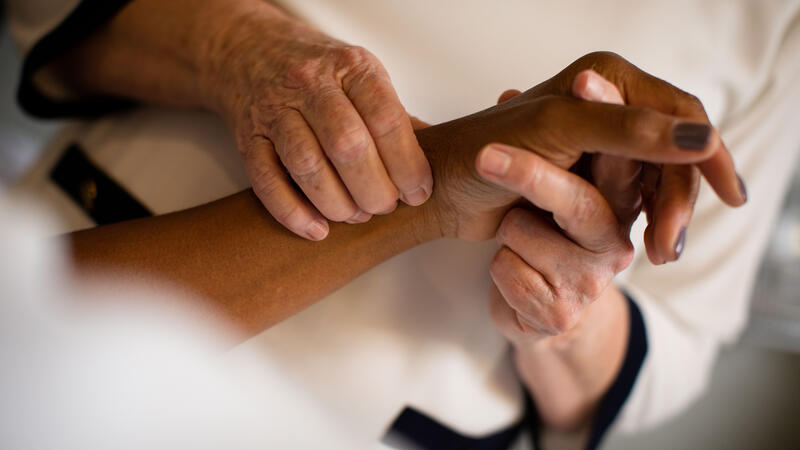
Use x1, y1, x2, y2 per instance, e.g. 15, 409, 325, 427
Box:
525, 292, 648, 450
16, 0, 134, 119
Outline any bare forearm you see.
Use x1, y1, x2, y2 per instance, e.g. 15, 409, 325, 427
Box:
513, 286, 629, 431
39, 0, 288, 112
70, 190, 438, 338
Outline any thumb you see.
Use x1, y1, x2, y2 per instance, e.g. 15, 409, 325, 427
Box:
572, 69, 625, 104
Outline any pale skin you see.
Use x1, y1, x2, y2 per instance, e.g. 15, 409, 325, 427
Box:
62, 48, 747, 434
32, 0, 749, 435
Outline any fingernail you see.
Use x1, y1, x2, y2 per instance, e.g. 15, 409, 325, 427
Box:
346, 210, 372, 224
674, 226, 687, 259
401, 186, 429, 206
737, 173, 748, 203
307, 220, 329, 240
479, 145, 511, 176
673, 123, 711, 150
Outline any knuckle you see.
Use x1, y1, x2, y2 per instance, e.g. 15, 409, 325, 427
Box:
504, 274, 536, 313
568, 188, 601, 221
273, 201, 304, 230
613, 240, 635, 273
520, 159, 544, 194
284, 143, 325, 180
249, 163, 283, 199
551, 304, 580, 334
577, 271, 607, 302
490, 247, 515, 280
338, 45, 375, 69
369, 103, 406, 138
328, 127, 369, 164
283, 60, 321, 89
617, 107, 663, 146
496, 210, 524, 245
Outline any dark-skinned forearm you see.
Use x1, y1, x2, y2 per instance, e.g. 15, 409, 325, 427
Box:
70, 189, 440, 338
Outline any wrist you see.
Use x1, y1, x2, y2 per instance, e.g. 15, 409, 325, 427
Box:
191, 0, 294, 115
510, 285, 630, 429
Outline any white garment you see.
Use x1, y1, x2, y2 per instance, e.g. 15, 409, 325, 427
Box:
7, 0, 800, 445
0, 194, 362, 450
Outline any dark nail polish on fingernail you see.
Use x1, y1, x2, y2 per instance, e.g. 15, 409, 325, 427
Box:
737, 174, 748, 203
673, 123, 711, 150
674, 226, 687, 259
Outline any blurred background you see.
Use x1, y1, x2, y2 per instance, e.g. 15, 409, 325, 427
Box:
1, 6, 798, 450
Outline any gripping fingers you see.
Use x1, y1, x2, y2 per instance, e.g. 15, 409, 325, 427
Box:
475, 143, 621, 252
489, 282, 542, 341
490, 247, 584, 336
345, 69, 433, 206
271, 108, 366, 224
244, 136, 330, 240
495, 209, 630, 302
305, 87, 398, 214
648, 164, 700, 263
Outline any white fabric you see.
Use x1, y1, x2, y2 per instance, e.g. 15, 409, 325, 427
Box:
0, 194, 363, 450
7, 0, 800, 445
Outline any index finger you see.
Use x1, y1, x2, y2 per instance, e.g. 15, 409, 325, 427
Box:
344, 68, 433, 206
476, 143, 622, 252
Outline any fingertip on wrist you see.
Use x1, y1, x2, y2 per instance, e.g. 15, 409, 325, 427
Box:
306, 220, 329, 241
476, 144, 512, 178
401, 185, 431, 207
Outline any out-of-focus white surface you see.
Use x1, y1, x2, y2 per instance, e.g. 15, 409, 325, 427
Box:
0, 9, 57, 184
0, 194, 361, 450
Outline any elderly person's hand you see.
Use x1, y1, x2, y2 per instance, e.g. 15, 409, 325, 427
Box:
39, 0, 431, 241
202, 3, 431, 240
476, 57, 739, 430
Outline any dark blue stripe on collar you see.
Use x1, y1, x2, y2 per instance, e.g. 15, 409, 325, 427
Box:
586, 293, 648, 449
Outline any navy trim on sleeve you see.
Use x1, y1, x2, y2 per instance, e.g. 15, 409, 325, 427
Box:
16, 0, 134, 119
522, 293, 648, 450
585, 293, 648, 450
384, 293, 647, 450
383, 406, 522, 450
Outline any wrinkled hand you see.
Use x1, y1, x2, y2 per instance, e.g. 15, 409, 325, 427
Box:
484, 76, 640, 342
487, 160, 635, 340
205, 11, 432, 240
